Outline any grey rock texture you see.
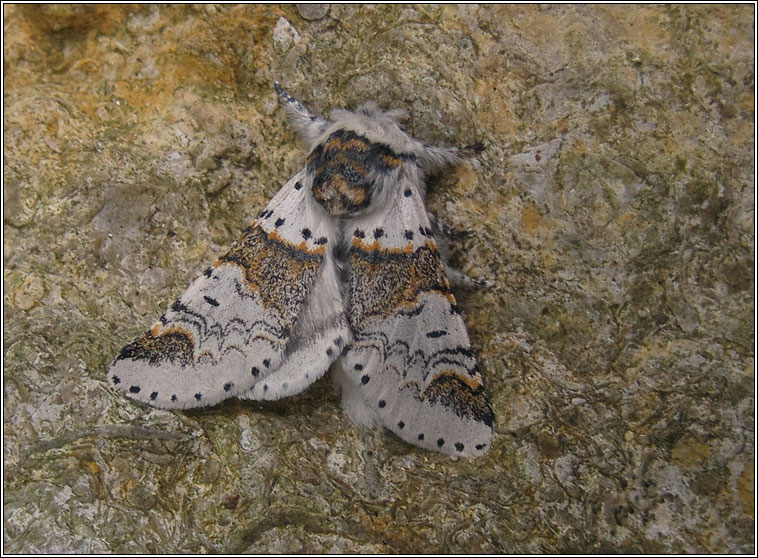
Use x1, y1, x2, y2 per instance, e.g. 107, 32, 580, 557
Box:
3, 4, 754, 553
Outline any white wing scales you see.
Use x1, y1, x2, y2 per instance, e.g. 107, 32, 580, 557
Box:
108, 172, 344, 408
109, 84, 494, 457
242, 251, 350, 401
338, 177, 494, 456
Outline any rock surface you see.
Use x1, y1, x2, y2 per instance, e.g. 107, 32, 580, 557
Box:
3, 4, 754, 553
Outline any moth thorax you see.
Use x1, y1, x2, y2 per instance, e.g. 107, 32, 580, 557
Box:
307, 129, 405, 217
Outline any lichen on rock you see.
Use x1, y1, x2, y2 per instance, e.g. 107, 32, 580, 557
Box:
3, 4, 754, 553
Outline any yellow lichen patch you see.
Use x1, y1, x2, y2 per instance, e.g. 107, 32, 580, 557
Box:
737, 458, 754, 517
11, 274, 45, 310
670, 437, 710, 468
452, 163, 478, 194
520, 206, 543, 234
473, 77, 518, 136
186, 240, 210, 261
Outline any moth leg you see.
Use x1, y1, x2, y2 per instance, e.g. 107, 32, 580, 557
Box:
456, 141, 485, 158
428, 211, 474, 239
443, 261, 492, 289
427, 211, 492, 289
274, 82, 332, 147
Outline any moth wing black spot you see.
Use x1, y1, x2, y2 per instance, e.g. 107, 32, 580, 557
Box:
426, 330, 448, 338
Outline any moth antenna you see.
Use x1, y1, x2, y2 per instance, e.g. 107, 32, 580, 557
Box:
274, 81, 332, 148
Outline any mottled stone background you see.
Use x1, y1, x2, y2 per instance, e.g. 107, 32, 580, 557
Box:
3, 4, 754, 553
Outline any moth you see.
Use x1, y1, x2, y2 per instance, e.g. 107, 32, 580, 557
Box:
108, 83, 494, 456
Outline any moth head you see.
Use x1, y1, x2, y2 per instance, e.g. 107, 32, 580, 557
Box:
275, 84, 477, 216
324, 104, 475, 179
288, 100, 416, 217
